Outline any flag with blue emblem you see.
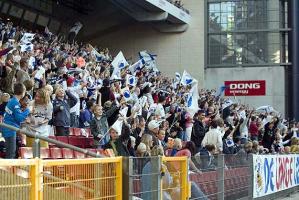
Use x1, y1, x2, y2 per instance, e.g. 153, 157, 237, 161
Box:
128, 59, 145, 74
126, 75, 137, 87
122, 87, 131, 101
186, 83, 199, 117
222, 98, 234, 110
20, 43, 34, 52
21, 33, 35, 44
111, 51, 128, 80
90, 45, 104, 62
139, 50, 157, 69
175, 72, 181, 81
180, 70, 197, 86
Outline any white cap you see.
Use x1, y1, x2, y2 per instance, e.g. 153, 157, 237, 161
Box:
148, 120, 161, 131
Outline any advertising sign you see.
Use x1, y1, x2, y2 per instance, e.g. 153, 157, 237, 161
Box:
224, 80, 266, 96
253, 154, 299, 198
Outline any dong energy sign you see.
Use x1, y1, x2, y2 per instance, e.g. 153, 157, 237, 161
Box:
253, 154, 299, 198
224, 80, 266, 96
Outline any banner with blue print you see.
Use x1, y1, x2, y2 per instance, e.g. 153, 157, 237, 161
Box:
253, 154, 299, 198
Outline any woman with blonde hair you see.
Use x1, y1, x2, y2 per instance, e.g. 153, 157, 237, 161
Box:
25, 88, 53, 147
140, 134, 154, 156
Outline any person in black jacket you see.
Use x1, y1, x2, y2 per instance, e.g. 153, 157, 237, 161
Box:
52, 87, 78, 136
191, 110, 207, 153
262, 118, 278, 151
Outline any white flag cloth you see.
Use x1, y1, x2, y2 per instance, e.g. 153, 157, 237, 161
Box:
147, 103, 157, 120
119, 106, 128, 117
222, 98, 234, 110
111, 118, 123, 136
175, 72, 181, 81
111, 51, 128, 80
186, 83, 199, 117
126, 74, 137, 87
69, 21, 83, 35
90, 45, 104, 62
122, 87, 131, 101
111, 107, 128, 135
20, 43, 34, 52
180, 70, 197, 86
21, 33, 35, 44
34, 66, 45, 80
139, 50, 157, 69
128, 59, 144, 74
256, 105, 275, 113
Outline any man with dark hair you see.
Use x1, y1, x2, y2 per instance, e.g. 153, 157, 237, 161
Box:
201, 119, 223, 153
79, 100, 95, 128
191, 110, 207, 152
2, 83, 30, 158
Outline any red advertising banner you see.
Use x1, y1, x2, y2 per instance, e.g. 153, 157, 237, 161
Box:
224, 80, 266, 96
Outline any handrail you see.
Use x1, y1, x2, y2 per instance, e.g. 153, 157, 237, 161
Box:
0, 123, 102, 158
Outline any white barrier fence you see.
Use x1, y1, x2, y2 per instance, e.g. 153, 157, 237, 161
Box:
253, 154, 299, 198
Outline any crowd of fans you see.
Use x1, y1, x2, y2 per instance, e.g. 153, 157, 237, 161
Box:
0, 19, 298, 168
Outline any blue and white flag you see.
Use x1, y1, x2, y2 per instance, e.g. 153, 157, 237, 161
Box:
111, 51, 128, 80
222, 98, 234, 110
175, 72, 181, 81
126, 75, 137, 87
128, 59, 145, 74
122, 87, 131, 101
90, 45, 104, 62
186, 83, 199, 117
139, 50, 157, 69
215, 85, 228, 97
112, 51, 128, 70
180, 70, 197, 86
20, 43, 34, 52
111, 107, 128, 135
21, 33, 35, 44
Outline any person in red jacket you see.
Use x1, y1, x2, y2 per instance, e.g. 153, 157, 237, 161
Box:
249, 116, 259, 141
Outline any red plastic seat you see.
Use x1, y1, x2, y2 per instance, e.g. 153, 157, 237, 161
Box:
62, 148, 74, 159
56, 136, 69, 144
50, 148, 63, 159
74, 151, 86, 159
84, 128, 91, 137
69, 128, 75, 136
20, 147, 33, 159
40, 148, 50, 159
69, 136, 84, 148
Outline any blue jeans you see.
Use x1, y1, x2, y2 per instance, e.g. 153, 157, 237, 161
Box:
5, 135, 16, 159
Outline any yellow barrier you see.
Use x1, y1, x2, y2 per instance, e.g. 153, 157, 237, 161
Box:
0, 156, 189, 200
0, 158, 38, 200
0, 157, 122, 200
162, 156, 190, 200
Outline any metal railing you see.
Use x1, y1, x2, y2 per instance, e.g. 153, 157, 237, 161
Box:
122, 156, 190, 200
0, 123, 101, 158
0, 157, 123, 200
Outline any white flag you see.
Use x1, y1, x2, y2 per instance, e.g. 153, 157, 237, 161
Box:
111, 51, 128, 80
111, 118, 123, 136
69, 21, 83, 35
122, 87, 131, 101
21, 33, 35, 44
147, 103, 157, 120
126, 74, 137, 87
90, 45, 104, 62
180, 70, 197, 86
128, 59, 144, 74
222, 98, 234, 110
139, 50, 157, 69
186, 83, 199, 117
20, 43, 34, 52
